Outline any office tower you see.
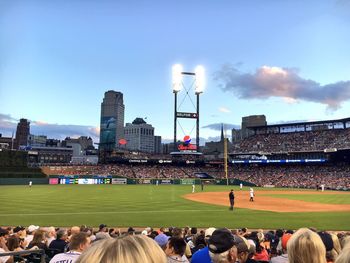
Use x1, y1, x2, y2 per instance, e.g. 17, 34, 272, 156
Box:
99, 90, 125, 154
15, 118, 30, 149
124, 118, 154, 153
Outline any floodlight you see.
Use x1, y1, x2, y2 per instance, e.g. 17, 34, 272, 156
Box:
195, 65, 205, 94
172, 64, 183, 92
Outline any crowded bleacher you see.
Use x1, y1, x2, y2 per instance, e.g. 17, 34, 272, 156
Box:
1, 224, 350, 263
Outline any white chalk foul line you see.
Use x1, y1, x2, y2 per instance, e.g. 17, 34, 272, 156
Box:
0, 209, 223, 217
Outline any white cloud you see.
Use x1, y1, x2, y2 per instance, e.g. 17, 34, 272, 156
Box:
214, 63, 350, 110
219, 107, 231, 113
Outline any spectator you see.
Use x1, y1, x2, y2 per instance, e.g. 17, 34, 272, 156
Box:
46, 227, 57, 246
49, 232, 90, 263
334, 245, 350, 263
49, 229, 68, 253
155, 234, 170, 250
208, 228, 237, 263
191, 227, 216, 263
25, 225, 39, 247
164, 237, 189, 263
234, 235, 251, 263
27, 229, 48, 250
287, 228, 326, 263
318, 231, 338, 263
75, 235, 167, 263
270, 233, 292, 263
95, 224, 110, 240
0, 228, 13, 263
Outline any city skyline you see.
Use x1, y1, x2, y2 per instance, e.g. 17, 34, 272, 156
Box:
1, 0, 350, 143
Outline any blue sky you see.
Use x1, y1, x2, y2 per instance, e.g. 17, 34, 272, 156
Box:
1, 0, 350, 144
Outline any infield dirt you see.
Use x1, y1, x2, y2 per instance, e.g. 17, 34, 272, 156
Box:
183, 190, 350, 212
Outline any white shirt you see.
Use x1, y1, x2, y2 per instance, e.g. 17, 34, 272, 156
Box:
0, 248, 11, 263
250, 188, 254, 197
49, 251, 81, 263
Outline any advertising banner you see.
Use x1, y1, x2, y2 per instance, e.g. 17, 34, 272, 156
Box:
49, 178, 59, 185
112, 178, 127, 184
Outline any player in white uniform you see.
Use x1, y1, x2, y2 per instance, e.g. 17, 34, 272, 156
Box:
192, 184, 195, 193
249, 187, 254, 202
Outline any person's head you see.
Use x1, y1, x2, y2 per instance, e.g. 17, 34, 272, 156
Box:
76, 235, 167, 263
335, 246, 350, 263
287, 228, 326, 263
165, 237, 187, 257
281, 233, 293, 253
172, 227, 183, 238
56, 229, 68, 241
46, 226, 56, 238
205, 227, 216, 245
99, 224, 107, 232
27, 225, 39, 235
70, 226, 80, 235
330, 233, 341, 255
69, 232, 90, 252
318, 231, 338, 262
32, 229, 46, 244
191, 227, 198, 235
234, 235, 250, 263
13, 226, 26, 238
7, 235, 21, 251
208, 228, 237, 263
154, 233, 170, 250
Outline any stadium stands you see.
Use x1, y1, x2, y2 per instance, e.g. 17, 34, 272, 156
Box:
1, 225, 349, 263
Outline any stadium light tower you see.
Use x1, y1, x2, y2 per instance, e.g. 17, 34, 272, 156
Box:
172, 64, 205, 152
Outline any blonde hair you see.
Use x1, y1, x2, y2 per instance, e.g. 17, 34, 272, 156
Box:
209, 246, 237, 263
287, 228, 326, 263
76, 235, 166, 263
331, 233, 341, 254
335, 246, 350, 263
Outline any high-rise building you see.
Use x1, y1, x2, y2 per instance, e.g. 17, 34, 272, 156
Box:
124, 118, 155, 153
154, 135, 162, 154
15, 118, 30, 149
99, 90, 125, 155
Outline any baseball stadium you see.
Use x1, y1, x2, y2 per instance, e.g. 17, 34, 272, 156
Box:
1, 116, 350, 262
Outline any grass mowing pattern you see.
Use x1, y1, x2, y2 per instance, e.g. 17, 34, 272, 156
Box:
262, 193, 350, 204
0, 185, 349, 230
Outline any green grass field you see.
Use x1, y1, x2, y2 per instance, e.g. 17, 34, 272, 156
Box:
0, 185, 349, 230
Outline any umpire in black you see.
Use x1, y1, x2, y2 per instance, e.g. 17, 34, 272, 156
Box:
229, 189, 235, 210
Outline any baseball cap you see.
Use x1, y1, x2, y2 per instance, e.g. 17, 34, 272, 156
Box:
318, 231, 334, 251
208, 228, 235, 254
154, 233, 170, 247
205, 227, 216, 238
0, 228, 9, 237
28, 225, 39, 233
13, 226, 25, 233
281, 233, 292, 249
99, 224, 107, 230
233, 235, 250, 253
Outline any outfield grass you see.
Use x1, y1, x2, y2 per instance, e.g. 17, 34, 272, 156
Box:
263, 193, 350, 204
0, 185, 349, 230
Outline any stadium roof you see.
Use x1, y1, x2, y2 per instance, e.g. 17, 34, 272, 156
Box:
247, 117, 350, 130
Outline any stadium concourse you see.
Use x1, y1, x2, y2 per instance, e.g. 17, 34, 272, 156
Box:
1, 224, 350, 263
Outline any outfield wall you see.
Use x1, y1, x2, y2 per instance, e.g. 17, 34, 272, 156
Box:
0, 176, 255, 186
0, 178, 49, 185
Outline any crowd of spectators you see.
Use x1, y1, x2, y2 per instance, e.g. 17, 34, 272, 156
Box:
1, 224, 350, 263
42, 163, 350, 190
234, 128, 350, 153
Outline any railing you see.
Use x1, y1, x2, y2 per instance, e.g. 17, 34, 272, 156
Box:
0, 249, 46, 263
